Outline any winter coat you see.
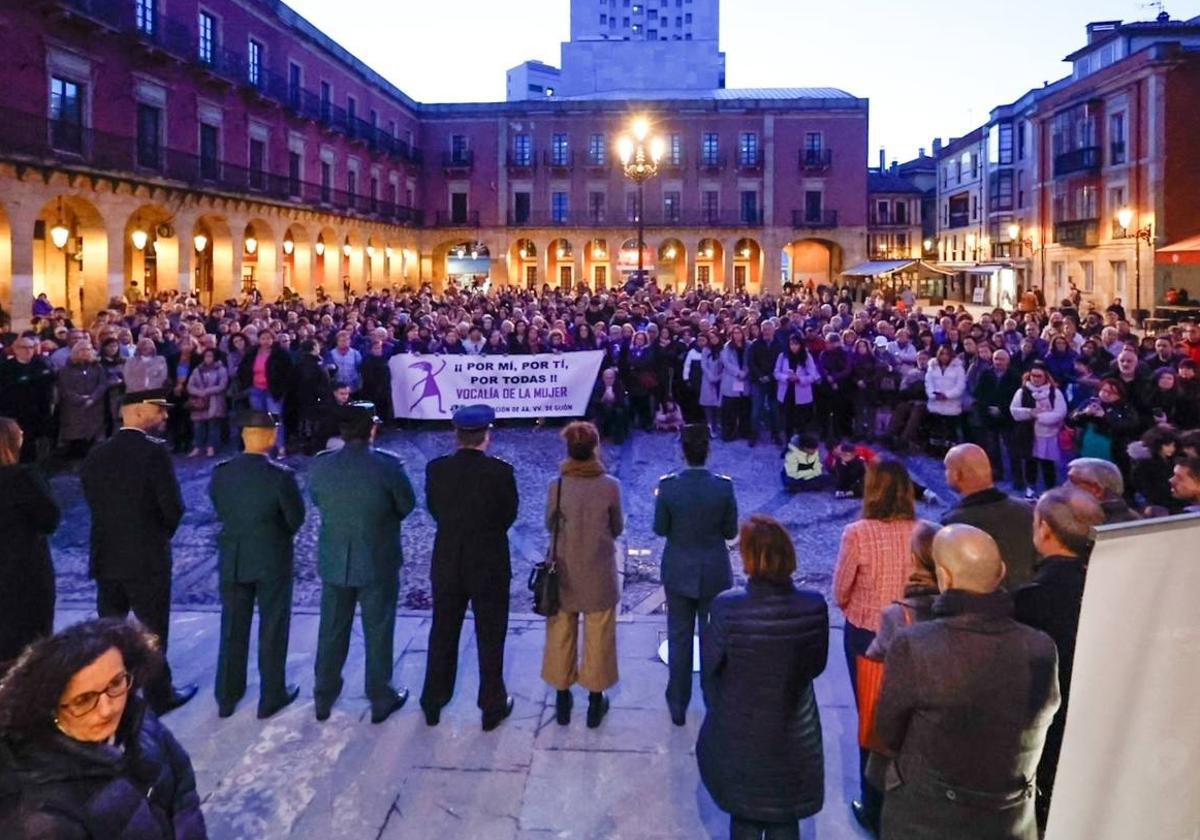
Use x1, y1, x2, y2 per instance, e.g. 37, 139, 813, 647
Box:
1068, 400, 1141, 465
185, 363, 228, 421
0, 357, 56, 442
1128, 442, 1183, 512
122, 355, 168, 394
545, 464, 624, 614
774, 352, 819, 405
924, 358, 966, 416
1009, 383, 1066, 461
697, 580, 828, 823
236, 347, 292, 401
57, 362, 109, 443
876, 590, 1060, 840
0, 699, 207, 839
699, 350, 723, 408
0, 464, 60, 665
719, 342, 751, 399
783, 446, 822, 482
941, 488, 1038, 589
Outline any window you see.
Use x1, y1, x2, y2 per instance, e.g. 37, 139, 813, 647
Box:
1017, 121, 1027, 160
288, 63, 301, 109
451, 192, 468, 224
1017, 171, 1026, 209
288, 151, 301, 197
668, 133, 682, 165
249, 138, 265, 190
369, 176, 379, 211
803, 132, 824, 166
552, 133, 569, 166
740, 190, 758, 224
1111, 260, 1127, 294
49, 77, 84, 153
552, 192, 569, 224
320, 81, 332, 121
513, 133, 532, 166
701, 190, 718, 222
996, 123, 1013, 166
320, 161, 331, 202
588, 191, 606, 223
896, 202, 907, 224
588, 133, 605, 165
199, 123, 219, 180
347, 169, 356, 200
513, 191, 531, 224
989, 171, 1013, 211
1081, 260, 1095, 293
1109, 113, 1126, 165
664, 190, 680, 222
701, 132, 719, 166
804, 190, 823, 223
248, 40, 263, 87
738, 132, 759, 166
346, 96, 357, 134
136, 104, 160, 169
135, 0, 156, 35
198, 11, 215, 65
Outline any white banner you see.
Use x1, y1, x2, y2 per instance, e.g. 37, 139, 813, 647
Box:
389, 351, 604, 420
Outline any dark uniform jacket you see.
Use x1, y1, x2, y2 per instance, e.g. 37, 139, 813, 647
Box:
941, 488, 1038, 588
698, 580, 829, 823
80, 429, 184, 581
0, 356, 56, 440
876, 589, 1060, 840
653, 467, 738, 600
208, 453, 306, 583
308, 442, 415, 588
425, 449, 519, 592
0, 464, 60, 664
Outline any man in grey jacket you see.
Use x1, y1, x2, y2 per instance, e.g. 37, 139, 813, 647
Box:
653, 424, 739, 726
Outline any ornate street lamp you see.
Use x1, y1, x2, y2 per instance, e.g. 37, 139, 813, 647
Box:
314, 235, 326, 257
1117, 207, 1154, 324
617, 116, 665, 286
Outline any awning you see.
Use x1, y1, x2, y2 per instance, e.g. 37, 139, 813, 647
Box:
841, 259, 954, 278
1157, 235, 1200, 266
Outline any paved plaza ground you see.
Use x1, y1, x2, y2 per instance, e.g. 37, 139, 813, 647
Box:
45, 429, 955, 839
46, 426, 952, 614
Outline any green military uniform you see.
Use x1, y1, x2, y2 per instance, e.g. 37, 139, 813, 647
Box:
208, 450, 305, 716
308, 438, 416, 718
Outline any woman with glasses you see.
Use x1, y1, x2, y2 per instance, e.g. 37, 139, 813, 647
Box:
0, 618, 207, 839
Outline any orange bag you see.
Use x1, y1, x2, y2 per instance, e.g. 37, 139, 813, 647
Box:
856, 655, 890, 753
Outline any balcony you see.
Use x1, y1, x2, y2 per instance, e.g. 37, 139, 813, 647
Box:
46, 0, 122, 30
1054, 146, 1101, 177
543, 150, 574, 174
799, 149, 832, 171
1053, 219, 1100, 248
442, 150, 474, 173
736, 154, 763, 175
792, 210, 838, 228
434, 211, 481, 227
507, 211, 575, 227
0, 107, 422, 226
498, 209, 764, 228
696, 154, 726, 174
507, 151, 536, 175
946, 213, 970, 229
583, 155, 610, 174
869, 216, 913, 229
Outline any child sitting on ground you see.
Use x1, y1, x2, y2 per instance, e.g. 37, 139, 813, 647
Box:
654, 399, 684, 433
781, 434, 829, 492
830, 440, 868, 498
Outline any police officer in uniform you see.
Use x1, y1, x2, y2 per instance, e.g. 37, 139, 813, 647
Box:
421, 404, 519, 731
209, 410, 306, 719
309, 404, 416, 723
80, 391, 196, 714
653, 423, 739, 726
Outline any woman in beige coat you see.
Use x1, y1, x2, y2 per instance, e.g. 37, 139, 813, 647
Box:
543, 421, 624, 729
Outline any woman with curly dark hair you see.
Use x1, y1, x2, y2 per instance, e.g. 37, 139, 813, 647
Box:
0, 618, 207, 839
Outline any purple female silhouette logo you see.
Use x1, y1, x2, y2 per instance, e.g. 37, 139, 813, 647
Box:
409, 359, 447, 413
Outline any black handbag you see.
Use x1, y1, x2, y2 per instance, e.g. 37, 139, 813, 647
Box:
528, 478, 562, 618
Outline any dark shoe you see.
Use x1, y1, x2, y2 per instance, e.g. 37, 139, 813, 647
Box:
669, 706, 687, 727
586, 693, 609, 729
217, 702, 236, 719
422, 703, 442, 727
482, 696, 514, 732
555, 690, 573, 726
258, 685, 300, 720
371, 688, 410, 724
851, 800, 879, 836
157, 684, 198, 716
315, 703, 332, 722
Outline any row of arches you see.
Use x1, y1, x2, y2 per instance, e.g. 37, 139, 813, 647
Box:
432, 236, 844, 293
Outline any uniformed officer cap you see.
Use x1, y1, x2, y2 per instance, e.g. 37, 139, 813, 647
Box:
121, 390, 170, 407
680, 423, 711, 447
349, 401, 380, 422
340, 405, 379, 441
452, 404, 495, 431
235, 410, 278, 429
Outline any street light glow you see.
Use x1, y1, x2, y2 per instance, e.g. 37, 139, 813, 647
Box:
50, 223, 70, 249
617, 136, 634, 166
1117, 206, 1134, 231
1008, 223, 1021, 241
632, 116, 649, 142
131, 228, 148, 251
649, 136, 666, 164
283, 238, 295, 256
193, 233, 208, 253
244, 236, 258, 255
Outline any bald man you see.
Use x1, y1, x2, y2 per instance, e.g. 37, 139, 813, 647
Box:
874, 523, 1060, 840
941, 444, 1037, 587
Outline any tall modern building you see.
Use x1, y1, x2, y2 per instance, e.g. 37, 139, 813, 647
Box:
508, 0, 726, 100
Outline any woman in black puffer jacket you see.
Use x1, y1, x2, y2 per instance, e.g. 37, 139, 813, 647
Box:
0, 618, 206, 839
698, 515, 829, 840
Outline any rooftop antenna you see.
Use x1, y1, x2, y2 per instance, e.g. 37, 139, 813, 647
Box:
1140, 1, 1169, 22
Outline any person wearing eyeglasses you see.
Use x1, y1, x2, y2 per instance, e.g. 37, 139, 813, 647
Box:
0, 618, 208, 839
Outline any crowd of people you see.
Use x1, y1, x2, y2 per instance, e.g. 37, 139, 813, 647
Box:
1, 279, 1200, 840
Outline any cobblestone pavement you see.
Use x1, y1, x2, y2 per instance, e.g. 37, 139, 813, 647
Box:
48, 427, 952, 613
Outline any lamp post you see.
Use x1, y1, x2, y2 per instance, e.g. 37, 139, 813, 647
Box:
617, 117, 664, 288
1117, 207, 1153, 325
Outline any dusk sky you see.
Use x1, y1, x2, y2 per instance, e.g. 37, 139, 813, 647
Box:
286, 0, 1198, 163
